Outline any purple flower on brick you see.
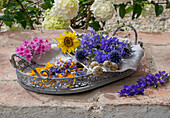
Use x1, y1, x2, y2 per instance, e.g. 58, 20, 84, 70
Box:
118, 71, 170, 97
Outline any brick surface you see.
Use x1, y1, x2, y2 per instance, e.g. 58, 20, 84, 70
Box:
0, 29, 82, 46
147, 45, 170, 72
0, 46, 17, 80
115, 32, 170, 45
0, 30, 169, 117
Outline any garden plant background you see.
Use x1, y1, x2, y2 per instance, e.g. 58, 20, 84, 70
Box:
0, 0, 169, 32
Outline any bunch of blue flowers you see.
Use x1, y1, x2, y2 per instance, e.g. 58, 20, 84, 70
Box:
80, 29, 132, 64
118, 71, 169, 96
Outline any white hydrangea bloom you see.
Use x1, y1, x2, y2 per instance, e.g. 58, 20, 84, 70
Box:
51, 0, 79, 20
0, 0, 3, 12
91, 0, 114, 21
109, 0, 131, 4
42, 9, 70, 30
142, 4, 154, 17
5, 23, 24, 31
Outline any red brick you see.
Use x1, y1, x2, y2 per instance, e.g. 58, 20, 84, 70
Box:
0, 46, 17, 80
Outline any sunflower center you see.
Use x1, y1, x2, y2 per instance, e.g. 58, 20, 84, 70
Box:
64, 37, 73, 47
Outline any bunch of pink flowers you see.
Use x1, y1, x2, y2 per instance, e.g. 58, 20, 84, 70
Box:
15, 36, 52, 62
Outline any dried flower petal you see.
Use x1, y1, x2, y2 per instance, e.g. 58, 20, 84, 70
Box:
110, 62, 118, 71
92, 66, 103, 76
90, 61, 99, 69
103, 60, 112, 69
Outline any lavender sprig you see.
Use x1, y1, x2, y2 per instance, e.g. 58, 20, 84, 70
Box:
118, 71, 170, 97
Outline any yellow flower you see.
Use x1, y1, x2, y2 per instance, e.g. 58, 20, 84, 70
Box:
56, 32, 80, 53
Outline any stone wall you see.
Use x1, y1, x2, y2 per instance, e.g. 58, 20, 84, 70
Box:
105, 6, 170, 32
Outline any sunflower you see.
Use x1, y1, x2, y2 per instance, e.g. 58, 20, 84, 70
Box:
56, 32, 80, 53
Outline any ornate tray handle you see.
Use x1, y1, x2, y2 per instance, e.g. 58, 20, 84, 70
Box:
112, 25, 138, 45
10, 54, 50, 79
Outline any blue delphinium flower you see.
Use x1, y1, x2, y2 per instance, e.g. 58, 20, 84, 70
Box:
118, 71, 170, 97
75, 49, 87, 62
81, 28, 100, 55
80, 28, 134, 64
109, 50, 122, 64
93, 50, 106, 63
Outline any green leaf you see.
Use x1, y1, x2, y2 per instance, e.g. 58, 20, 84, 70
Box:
119, 4, 126, 19
20, 21, 27, 29
14, 11, 26, 22
88, 21, 100, 31
0, 13, 14, 23
132, 4, 142, 20
41, 1, 53, 10
126, 6, 133, 14
114, 4, 119, 12
155, 4, 164, 16
3, 21, 13, 27
82, 0, 93, 5
166, 0, 170, 9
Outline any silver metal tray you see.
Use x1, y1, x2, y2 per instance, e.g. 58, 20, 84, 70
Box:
10, 25, 144, 94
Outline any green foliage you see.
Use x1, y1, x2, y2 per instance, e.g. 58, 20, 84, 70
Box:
132, 3, 142, 20
155, 4, 164, 17
41, 0, 54, 10
0, 0, 169, 31
0, 0, 54, 29
119, 4, 126, 19
71, 0, 105, 31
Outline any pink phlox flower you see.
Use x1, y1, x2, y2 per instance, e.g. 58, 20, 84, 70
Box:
19, 52, 25, 57
23, 40, 29, 46
36, 46, 41, 54
15, 47, 20, 54
39, 38, 44, 44
24, 48, 31, 55
26, 54, 33, 61
20, 45, 26, 52
41, 49, 46, 54
33, 36, 39, 43
45, 39, 49, 43
46, 43, 52, 51
31, 44, 38, 50
29, 41, 35, 46
41, 44, 46, 51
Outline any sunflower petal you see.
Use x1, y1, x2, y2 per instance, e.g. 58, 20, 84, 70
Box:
68, 47, 74, 53
62, 46, 68, 54
56, 34, 65, 42
73, 39, 80, 48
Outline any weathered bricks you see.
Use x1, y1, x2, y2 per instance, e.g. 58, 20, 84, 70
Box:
0, 30, 169, 118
